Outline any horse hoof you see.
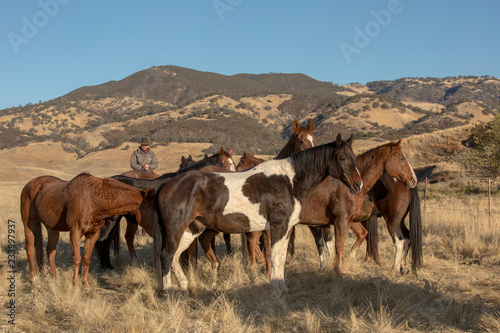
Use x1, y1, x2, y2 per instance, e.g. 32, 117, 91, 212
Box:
400, 268, 409, 276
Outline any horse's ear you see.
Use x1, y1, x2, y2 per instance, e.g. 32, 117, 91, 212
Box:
309, 119, 315, 131
219, 146, 224, 156
228, 147, 233, 155
242, 150, 248, 159
188, 155, 193, 160
204, 154, 209, 160
181, 156, 186, 163
336, 133, 342, 146
394, 139, 402, 148
293, 119, 300, 134
347, 134, 353, 146
249, 152, 255, 157
143, 187, 155, 200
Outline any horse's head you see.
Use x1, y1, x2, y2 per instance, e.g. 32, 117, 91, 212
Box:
329, 134, 363, 194
219, 146, 236, 171
236, 151, 264, 171
290, 119, 317, 153
135, 187, 155, 226
179, 155, 195, 170
384, 139, 417, 188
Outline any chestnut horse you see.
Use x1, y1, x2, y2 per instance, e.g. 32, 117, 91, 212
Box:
235, 151, 265, 172
20, 173, 154, 286
298, 140, 417, 274
95, 147, 236, 269
153, 134, 362, 296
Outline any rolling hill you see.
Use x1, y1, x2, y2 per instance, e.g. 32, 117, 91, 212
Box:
0, 66, 498, 179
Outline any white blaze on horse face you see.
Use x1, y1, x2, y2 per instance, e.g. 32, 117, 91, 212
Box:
228, 158, 236, 171
306, 134, 315, 147
220, 159, 297, 232
403, 153, 417, 187
356, 167, 363, 189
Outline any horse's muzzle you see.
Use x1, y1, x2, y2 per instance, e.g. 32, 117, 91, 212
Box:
350, 180, 363, 194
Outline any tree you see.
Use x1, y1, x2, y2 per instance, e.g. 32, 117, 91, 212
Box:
462, 113, 500, 179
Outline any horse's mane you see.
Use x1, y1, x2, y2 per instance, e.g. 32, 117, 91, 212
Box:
355, 142, 393, 175
289, 141, 338, 178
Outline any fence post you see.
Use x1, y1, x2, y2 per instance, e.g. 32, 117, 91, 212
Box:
488, 177, 492, 228
424, 177, 428, 215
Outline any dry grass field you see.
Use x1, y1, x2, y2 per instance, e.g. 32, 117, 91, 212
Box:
1, 142, 499, 332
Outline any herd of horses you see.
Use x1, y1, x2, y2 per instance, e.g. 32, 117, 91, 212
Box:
20, 119, 422, 296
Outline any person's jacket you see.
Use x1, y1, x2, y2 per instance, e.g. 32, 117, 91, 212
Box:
130, 147, 158, 171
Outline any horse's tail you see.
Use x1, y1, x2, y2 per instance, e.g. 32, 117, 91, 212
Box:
365, 214, 380, 264
35, 222, 44, 271
410, 187, 423, 274
152, 189, 165, 291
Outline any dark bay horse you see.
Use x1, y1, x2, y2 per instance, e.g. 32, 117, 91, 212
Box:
153, 134, 362, 296
20, 173, 154, 286
298, 140, 417, 274
95, 147, 236, 268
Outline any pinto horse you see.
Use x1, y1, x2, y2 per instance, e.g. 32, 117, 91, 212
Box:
196, 119, 317, 282
20, 173, 154, 286
298, 140, 417, 274
95, 147, 236, 269
153, 134, 362, 296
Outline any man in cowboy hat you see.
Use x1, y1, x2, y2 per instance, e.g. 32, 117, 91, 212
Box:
130, 137, 158, 173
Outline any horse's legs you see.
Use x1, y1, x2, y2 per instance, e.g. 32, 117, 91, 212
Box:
308, 226, 326, 268
70, 228, 83, 286
398, 221, 411, 275
270, 224, 293, 295
348, 222, 368, 258
286, 226, 296, 263
262, 230, 271, 278
23, 220, 40, 278
386, 215, 410, 275
198, 229, 220, 287
333, 218, 350, 274
322, 226, 335, 262
81, 231, 101, 286
247, 231, 264, 271
171, 230, 202, 293
223, 233, 232, 254
125, 221, 138, 264
46, 229, 60, 278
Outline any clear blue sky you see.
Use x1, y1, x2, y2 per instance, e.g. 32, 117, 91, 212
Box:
1, 0, 499, 110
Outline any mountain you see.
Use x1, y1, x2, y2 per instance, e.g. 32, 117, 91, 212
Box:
0, 66, 498, 162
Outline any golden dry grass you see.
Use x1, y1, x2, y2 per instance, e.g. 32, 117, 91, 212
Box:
0, 144, 499, 332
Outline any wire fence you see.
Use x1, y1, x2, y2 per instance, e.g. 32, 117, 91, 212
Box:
422, 176, 498, 227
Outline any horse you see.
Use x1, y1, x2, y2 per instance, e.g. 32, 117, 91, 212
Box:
20, 173, 154, 286
120, 170, 159, 180
196, 119, 317, 283
235, 151, 265, 172
298, 139, 417, 275
307, 170, 423, 275
179, 155, 196, 169
95, 147, 236, 269
153, 134, 362, 296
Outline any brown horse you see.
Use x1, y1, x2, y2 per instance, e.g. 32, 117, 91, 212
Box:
298, 140, 417, 274
95, 147, 236, 268
20, 173, 154, 286
153, 134, 362, 296
235, 151, 265, 172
